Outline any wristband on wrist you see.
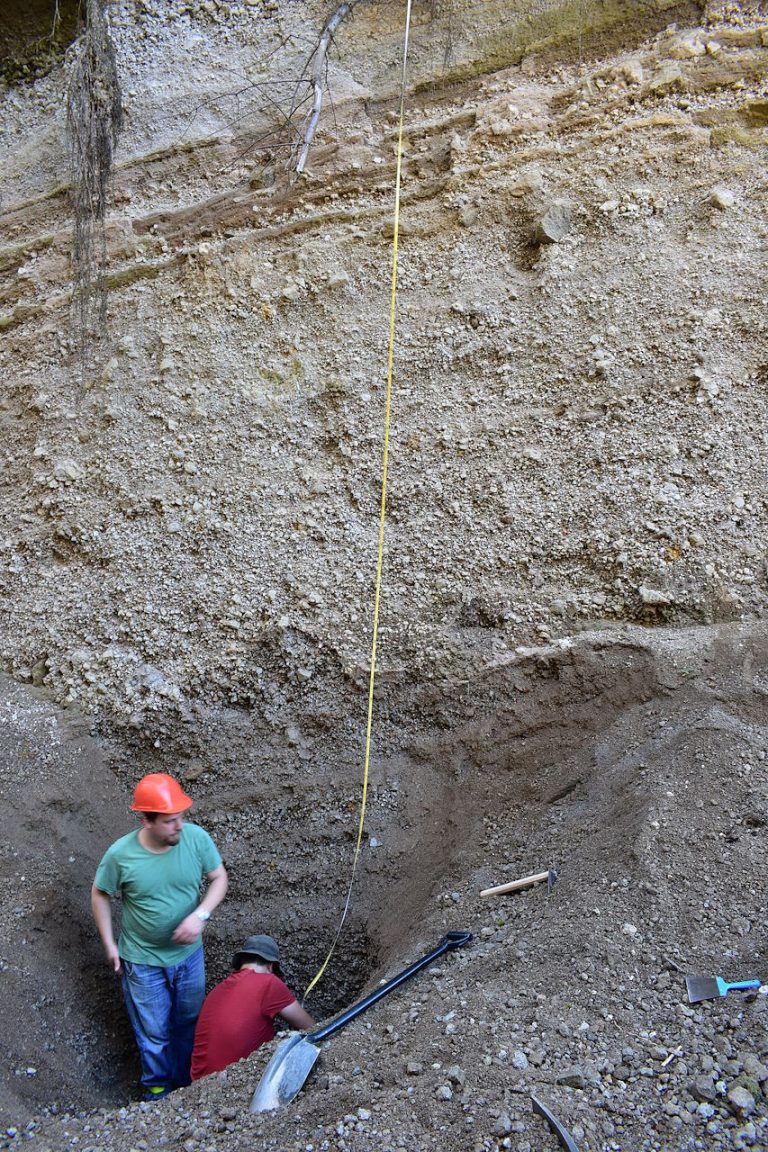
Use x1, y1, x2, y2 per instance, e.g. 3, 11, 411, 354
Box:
196, 908, 211, 922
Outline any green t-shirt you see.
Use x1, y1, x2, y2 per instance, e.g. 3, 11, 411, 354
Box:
94, 822, 222, 965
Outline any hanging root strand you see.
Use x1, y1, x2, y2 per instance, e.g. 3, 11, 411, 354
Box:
66, 0, 122, 362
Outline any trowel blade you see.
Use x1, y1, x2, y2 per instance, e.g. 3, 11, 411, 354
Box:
685, 974, 761, 1004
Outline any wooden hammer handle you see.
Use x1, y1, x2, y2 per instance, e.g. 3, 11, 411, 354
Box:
480, 870, 550, 897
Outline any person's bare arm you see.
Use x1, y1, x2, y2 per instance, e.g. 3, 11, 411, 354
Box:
91, 885, 122, 973
172, 863, 229, 944
279, 1000, 316, 1032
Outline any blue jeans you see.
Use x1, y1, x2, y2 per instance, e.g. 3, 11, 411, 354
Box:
121, 947, 205, 1091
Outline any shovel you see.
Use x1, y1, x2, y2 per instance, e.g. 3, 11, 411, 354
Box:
250, 929, 472, 1112
685, 974, 761, 1004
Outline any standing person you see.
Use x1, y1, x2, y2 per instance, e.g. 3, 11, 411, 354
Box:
191, 934, 314, 1080
91, 772, 228, 1100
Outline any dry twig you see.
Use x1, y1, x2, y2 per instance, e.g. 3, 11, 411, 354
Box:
295, 1, 361, 175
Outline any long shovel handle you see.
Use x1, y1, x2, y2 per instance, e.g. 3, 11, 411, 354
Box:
308, 930, 472, 1043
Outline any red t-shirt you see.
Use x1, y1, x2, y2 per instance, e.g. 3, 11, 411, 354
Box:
191, 969, 296, 1079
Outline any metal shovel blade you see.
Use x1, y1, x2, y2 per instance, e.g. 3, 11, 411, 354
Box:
685, 974, 761, 1004
249, 1032, 321, 1112
249, 930, 472, 1112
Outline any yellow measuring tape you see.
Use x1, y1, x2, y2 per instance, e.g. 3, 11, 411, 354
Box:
304, 0, 414, 1000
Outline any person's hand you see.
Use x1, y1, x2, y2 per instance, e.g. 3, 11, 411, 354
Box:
172, 914, 205, 945
105, 943, 122, 974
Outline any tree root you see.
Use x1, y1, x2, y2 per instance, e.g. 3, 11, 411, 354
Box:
295, 1, 361, 176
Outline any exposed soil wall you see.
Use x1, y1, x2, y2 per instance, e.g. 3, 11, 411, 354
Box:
0, 1, 767, 1148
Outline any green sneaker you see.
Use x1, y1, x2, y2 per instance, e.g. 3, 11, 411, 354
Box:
143, 1085, 170, 1101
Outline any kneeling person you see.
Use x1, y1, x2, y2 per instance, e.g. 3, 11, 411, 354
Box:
191, 934, 315, 1079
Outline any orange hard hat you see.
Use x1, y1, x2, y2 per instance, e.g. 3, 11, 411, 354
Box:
131, 773, 193, 814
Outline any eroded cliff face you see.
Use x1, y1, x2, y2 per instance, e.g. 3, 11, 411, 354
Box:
1, 0, 766, 773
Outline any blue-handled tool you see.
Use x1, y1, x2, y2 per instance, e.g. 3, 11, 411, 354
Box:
685, 974, 761, 1004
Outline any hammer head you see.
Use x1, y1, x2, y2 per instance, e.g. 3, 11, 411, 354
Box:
547, 868, 558, 893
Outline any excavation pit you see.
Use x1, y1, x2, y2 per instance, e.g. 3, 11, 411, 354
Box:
2, 621, 768, 1137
